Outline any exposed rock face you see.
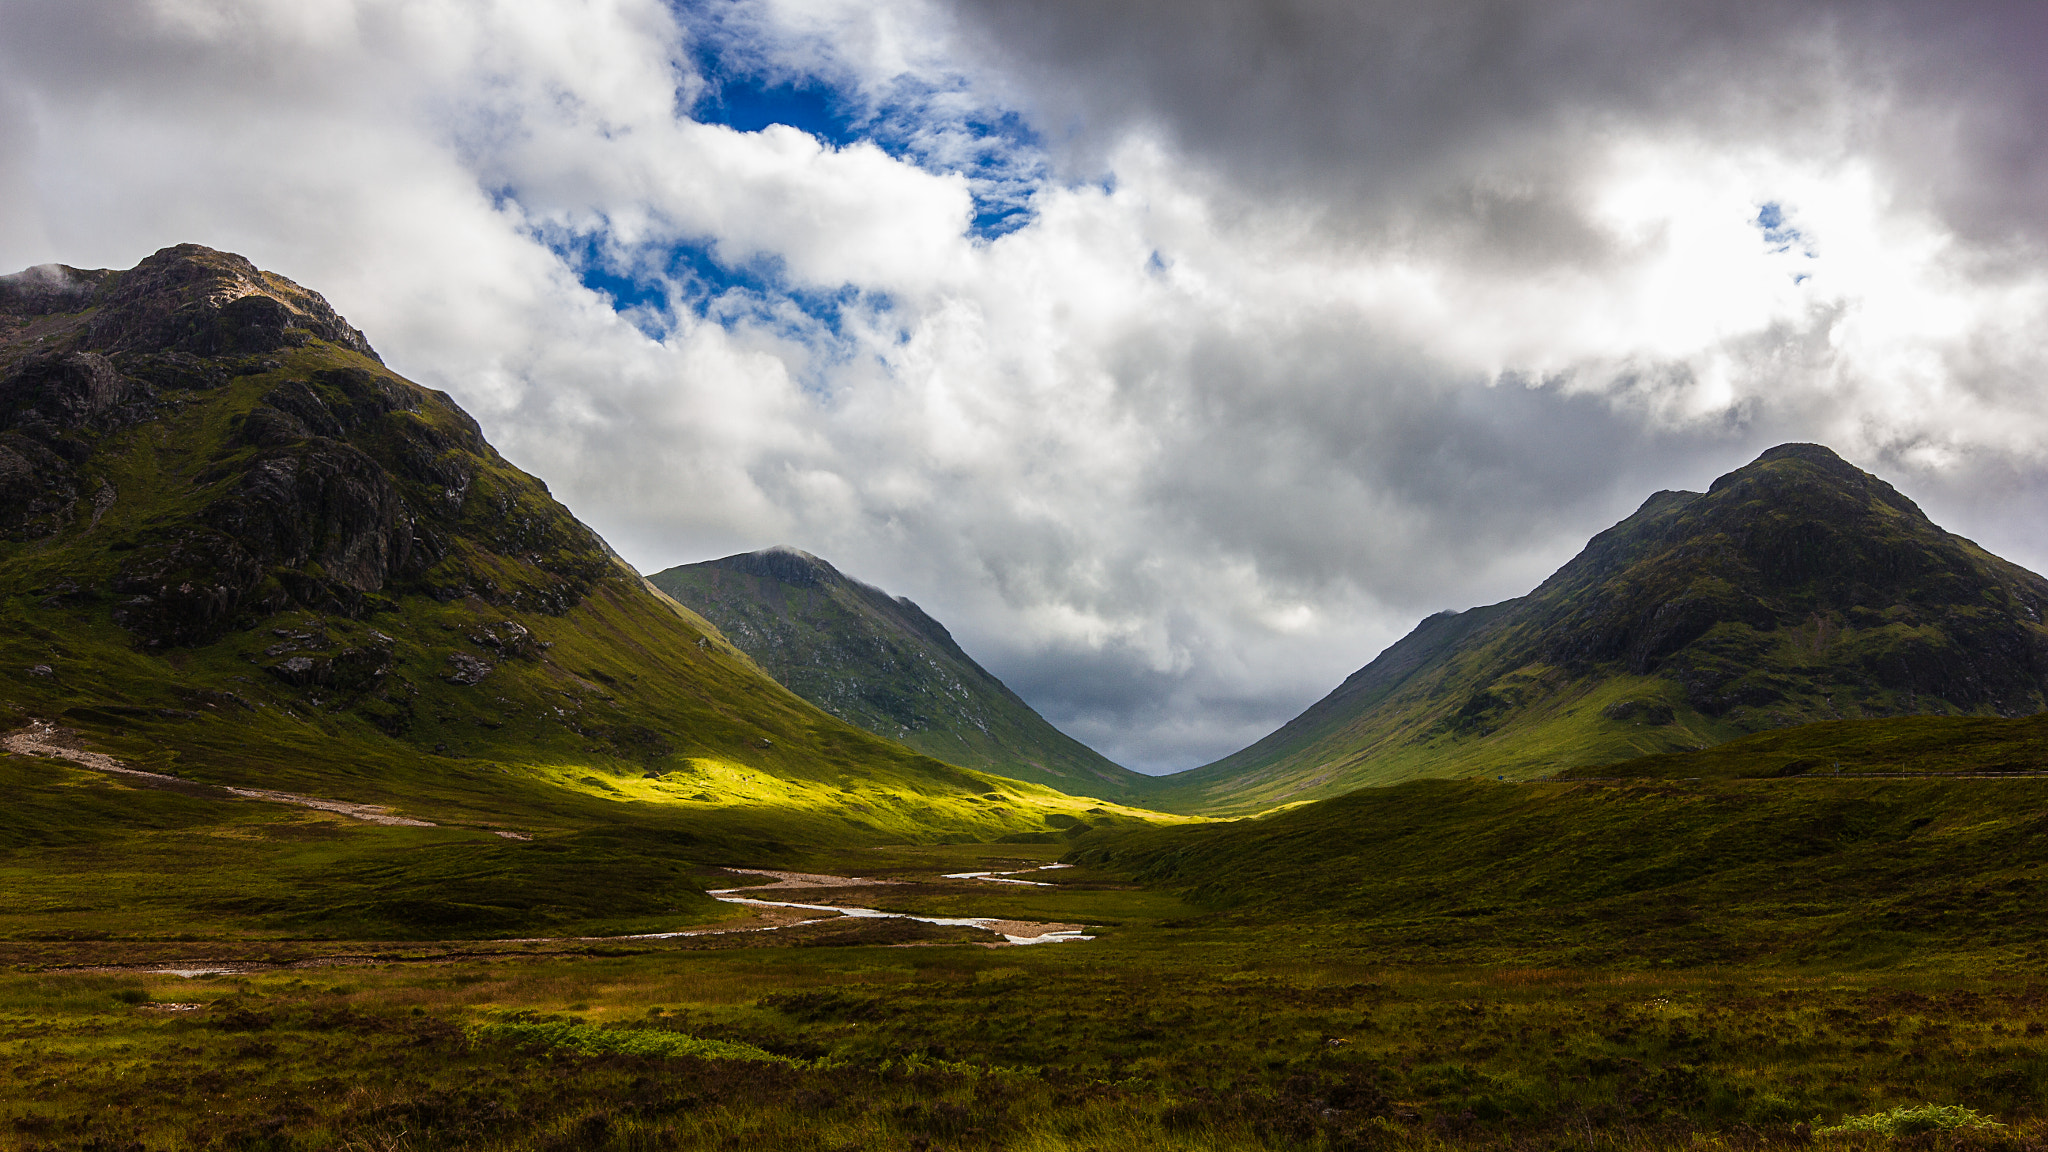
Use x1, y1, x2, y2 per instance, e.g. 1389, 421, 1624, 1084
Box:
444, 651, 494, 685
0, 431, 85, 540
0, 351, 146, 432
207, 441, 415, 593
0, 350, 154, 540
110, 535, 269, 647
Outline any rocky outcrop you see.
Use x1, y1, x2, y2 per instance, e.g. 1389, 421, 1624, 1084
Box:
110, 532, 271, 647
0, 431, 83, 540
0, 350, 157, 541
0, 264, 112, 316
444, 651, 494, 685
207, 440, 417, 592
0, 351, 151, 433
80, 244, 380, 362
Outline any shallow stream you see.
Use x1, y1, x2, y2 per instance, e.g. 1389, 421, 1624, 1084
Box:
699, 863, 1093, 945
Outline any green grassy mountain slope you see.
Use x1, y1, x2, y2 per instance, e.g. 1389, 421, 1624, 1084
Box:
649, 548, 1152, 800
1153, 443, 2048, 813
1070, 771, 2048, 965
0, 245, 1167, 938
1559, 710, 2048, 780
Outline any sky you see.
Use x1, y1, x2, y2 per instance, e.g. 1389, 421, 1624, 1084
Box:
2, 0, 2046, 772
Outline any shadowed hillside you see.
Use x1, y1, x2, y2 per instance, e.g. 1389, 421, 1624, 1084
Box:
650, 547, 1152, 801
1071, 772, 2048, 966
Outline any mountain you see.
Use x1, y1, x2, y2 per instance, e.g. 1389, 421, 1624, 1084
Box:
1152, 443, 2048, 814
648, 548, 1153, 800
0, 245, 1164, 937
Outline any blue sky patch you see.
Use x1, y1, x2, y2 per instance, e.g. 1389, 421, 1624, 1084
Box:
550, 228, 880, 349
1755, 201, 1815, 257
549, 232, 668, 337
691, 67, 864, 147
677, 7, 1047, 240
537, 4, 1055, 334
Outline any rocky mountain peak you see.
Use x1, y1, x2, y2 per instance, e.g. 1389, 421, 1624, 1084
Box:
1705, 441, 1927, 521
711, 546, 843, 589
42, 243, 383, 362
0, 243, 610, 649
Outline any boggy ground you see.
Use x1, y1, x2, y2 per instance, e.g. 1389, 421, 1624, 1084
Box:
5, 850, 2048, 1152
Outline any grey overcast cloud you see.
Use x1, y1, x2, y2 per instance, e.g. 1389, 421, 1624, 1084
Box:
3, 0, 2045, 771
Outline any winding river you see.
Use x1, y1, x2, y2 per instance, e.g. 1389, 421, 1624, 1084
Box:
693, 865, 1094, 946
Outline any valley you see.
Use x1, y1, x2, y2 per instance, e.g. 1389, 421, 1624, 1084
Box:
5, 793, 2046, 1152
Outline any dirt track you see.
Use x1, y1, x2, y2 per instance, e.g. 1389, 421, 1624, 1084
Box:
2, 719, 436, 826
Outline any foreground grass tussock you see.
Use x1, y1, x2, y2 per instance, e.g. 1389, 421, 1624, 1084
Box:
1822, 1104, 2006, 1137
472, 1013, 789, 1065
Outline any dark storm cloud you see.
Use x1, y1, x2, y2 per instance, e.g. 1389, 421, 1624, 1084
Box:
949, 0, 2048, 247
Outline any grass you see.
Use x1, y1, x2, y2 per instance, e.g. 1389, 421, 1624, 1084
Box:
1068, 775, 2048, 967
1821, 1104, 2006, 1136
6, 936, 2048, 1150
7, 760, 2048, 1149
1560, 712, 2048, 780
0, 742, 1185, 942
470, 1014, 791, 1064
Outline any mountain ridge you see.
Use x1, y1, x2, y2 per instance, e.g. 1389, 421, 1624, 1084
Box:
650, 547, 1154, 800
